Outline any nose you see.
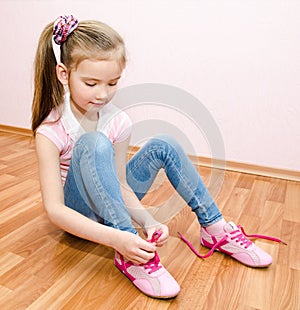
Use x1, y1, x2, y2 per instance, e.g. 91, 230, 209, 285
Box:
95, 85, 108, 101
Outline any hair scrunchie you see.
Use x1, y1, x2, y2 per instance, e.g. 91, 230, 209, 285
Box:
53, 15, 78, 45
52, 15, 78, 63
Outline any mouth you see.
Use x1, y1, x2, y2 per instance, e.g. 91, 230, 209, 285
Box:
91, 101, 107, 106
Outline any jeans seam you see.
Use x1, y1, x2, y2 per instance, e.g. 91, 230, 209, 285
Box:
162, 140, 208, 213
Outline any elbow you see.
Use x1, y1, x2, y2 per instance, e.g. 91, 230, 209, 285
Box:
43, 202, 63, 227
44, 208, 59, 226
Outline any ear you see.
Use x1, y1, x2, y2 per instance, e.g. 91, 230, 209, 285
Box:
56, 63, 69, 85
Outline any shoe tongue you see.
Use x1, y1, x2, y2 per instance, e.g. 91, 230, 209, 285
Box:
224, 221, 238, 233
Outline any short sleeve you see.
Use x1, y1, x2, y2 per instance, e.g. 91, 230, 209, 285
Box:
36, 111, 67, 152
36, 110, 74, 184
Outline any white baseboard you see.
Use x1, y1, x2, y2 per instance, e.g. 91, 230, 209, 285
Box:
2, 125, 299, 182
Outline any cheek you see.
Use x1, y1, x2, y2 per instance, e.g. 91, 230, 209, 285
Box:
71, 84, 91, 100
106, 91, 115, 102
108, 86, 118, 98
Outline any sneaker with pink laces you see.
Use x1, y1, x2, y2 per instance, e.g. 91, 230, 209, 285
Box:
178, 221, 286, 268
114, 231, 180, 298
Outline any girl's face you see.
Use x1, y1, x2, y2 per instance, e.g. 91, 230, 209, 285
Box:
68, 59, 123, 118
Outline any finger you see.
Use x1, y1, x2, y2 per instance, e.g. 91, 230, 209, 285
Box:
155, 230, 168, 243
145, 229, 156, 241
129, 249, 155, 264
140, 240, 157, 253
156, 239, 167, 247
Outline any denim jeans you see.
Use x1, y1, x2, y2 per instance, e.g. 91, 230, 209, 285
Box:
64, 132, 222, 234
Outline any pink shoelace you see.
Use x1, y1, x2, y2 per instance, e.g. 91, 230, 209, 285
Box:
178, 225, 287, 259
143, 231, 163, 274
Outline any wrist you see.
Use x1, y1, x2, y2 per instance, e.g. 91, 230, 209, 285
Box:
102, 226, 123, 249
143, 217, 160, 230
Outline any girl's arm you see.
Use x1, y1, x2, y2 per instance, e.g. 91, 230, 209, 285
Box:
35, 133, 156, 263
113, 136, 169, 246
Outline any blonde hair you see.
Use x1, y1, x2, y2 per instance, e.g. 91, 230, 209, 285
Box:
31, 19, 126, 136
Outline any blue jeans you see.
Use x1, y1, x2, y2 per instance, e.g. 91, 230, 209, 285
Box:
64, 132, 222, 234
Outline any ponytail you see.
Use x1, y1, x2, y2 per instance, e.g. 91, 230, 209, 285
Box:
31, 22, 64, 136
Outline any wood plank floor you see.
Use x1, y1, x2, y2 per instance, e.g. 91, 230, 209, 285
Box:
0, 132, 299, 310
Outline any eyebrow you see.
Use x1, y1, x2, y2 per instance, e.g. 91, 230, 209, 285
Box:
82, 76, 121, 82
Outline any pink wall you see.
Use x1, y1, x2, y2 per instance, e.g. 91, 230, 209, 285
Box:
0, 0, 299, 171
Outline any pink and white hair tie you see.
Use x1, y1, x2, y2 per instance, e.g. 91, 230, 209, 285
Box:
52, 15, 78, 63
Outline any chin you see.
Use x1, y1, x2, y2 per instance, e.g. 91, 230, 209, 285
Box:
89, 104, 107, 114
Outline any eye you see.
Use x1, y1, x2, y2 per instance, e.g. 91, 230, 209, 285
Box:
85, 82, 96, 87
108, 81, 118, 87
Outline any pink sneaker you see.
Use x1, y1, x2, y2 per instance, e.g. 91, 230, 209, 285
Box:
114, 232, 180, 298
178, 221, 286, 268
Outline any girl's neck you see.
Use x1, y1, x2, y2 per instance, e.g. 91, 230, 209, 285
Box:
70, 101, 99, 132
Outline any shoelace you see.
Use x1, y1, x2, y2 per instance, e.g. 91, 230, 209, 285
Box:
144, 252, 161, 274
239, 225, 287, 245
177, 233, 227, 259
230, 228, 253, 248
143, 230, 163, 274
178, 225, 287, 259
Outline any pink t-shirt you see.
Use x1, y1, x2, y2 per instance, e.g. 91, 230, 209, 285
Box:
37, 94, 132, 184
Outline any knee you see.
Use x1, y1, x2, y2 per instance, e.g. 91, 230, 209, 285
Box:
75, 132, 113, 156
151, 134, 182, 151
145, 134, 185, 165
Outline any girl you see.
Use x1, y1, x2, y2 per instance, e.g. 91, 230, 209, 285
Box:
32, 15, 281, 299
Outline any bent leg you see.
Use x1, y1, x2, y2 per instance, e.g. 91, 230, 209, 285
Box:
126, 134, 223, 227
64, 132, 136, 234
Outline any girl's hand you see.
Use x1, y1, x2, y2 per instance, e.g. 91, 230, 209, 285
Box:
113, 230, 157, 264
144, 223, 169, 247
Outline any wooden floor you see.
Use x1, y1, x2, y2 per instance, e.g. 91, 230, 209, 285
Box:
0, 132, 299, 310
